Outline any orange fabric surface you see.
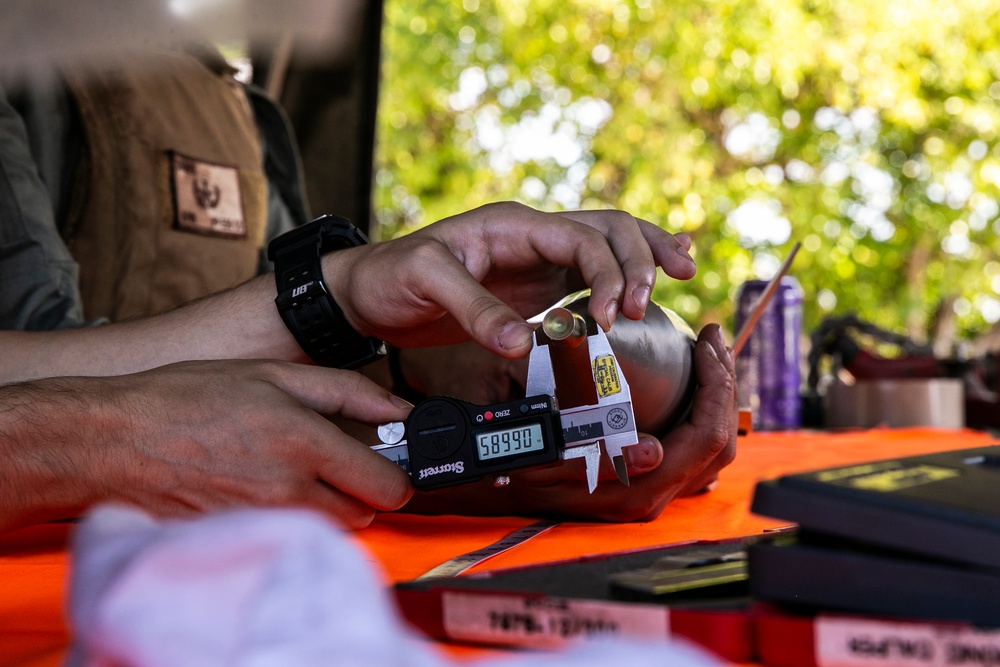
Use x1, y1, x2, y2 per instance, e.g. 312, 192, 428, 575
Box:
0, 427, 993, 667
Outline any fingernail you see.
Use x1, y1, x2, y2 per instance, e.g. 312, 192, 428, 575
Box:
499, 322, 533, 351
390, 394, 414, 409
700, 339, 720, 362
676, 245, 694, 262
605, 300, 618, 329
625, 436, 660, 471
632, 284, 651, 311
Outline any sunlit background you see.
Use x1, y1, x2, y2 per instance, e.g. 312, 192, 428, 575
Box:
374, 0, 1000, 353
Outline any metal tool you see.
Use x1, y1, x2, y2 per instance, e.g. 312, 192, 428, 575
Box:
373, 305, 637, 494
526, 307, 638, 490
731, 242, 801, 357
372, 393, 563, 492
416, 520, 560, 579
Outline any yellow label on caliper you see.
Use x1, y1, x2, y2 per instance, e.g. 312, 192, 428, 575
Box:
593, 354, 622, 397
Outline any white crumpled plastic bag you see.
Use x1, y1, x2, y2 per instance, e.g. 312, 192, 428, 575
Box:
65, 504, 720, 667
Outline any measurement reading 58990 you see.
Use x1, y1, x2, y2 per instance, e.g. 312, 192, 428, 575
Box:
475, 423, 545, 461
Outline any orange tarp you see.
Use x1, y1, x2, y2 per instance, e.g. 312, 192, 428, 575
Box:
1, 427, 992, 666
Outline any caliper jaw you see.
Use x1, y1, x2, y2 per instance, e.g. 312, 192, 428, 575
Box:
526, 315, 638, 493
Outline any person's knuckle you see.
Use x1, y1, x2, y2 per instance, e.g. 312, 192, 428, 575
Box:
466, 294, 508, 328
336, 368, 367, 395
699, 375, 737, 418
484, 200, 528, 218
722, 352, 738, 379
703, 411, 730, 449
704, 422, 735, 461
605, 209, 638, 230
407, 237, 447, 266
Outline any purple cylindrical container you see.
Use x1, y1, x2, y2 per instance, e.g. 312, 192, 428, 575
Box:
735, 277, 803, 430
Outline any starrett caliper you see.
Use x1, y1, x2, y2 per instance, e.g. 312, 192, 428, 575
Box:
373, 292, 637, 493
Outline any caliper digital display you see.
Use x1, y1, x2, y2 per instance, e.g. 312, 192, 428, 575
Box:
374, 394, 563, 491
475, 423, 545, 461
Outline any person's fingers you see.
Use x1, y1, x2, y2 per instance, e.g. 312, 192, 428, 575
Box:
303, 481, 379, 530
673, 232, 693, 252
558, 211, 697, 318
635, 219, 697, 282
658, 325, 738, 483
406, 246, 537, 357
265, 362, 413, 425
278, 406, 414, 512
248, 362, 417, 511
505, 433, 662, 493
688, 324, 738, 433
315, 444, 414, 513
679, 326, 739, 495
409, 207, 637, 353
493, 207, 631, 331
432, 203, 630, 331
514, 468, 673, 522
622, 435, 664, 475
553, 209, 658, 321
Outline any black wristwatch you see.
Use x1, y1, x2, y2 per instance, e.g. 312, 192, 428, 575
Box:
267, 215, 386, 370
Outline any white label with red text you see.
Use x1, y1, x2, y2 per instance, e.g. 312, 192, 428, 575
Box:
441, 592, 669, 648
816, 615, 1000, 667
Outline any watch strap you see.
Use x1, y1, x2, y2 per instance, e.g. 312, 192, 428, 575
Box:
268, 215, 386, 370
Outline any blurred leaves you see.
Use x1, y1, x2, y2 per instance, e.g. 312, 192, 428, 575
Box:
375, 0, 1000, 348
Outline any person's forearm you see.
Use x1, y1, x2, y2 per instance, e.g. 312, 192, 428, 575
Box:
0, 378, 115, 531
0, 274, 307, 383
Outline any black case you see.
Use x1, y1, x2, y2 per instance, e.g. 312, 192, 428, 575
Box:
748, 445, 1000, 625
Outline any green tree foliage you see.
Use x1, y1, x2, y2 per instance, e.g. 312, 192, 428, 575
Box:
374, 0, 1000, 347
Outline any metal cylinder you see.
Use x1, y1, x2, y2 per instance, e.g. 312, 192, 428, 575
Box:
542, 308, 587, 344
541, 308, 599, 409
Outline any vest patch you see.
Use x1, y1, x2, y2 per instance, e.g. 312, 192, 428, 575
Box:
171, 152, 247, 239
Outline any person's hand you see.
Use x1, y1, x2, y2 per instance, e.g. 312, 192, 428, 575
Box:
0, 360, 414, 532
401, 324, 737, 522
323, 202, 696, 358
387, 341, 528, 405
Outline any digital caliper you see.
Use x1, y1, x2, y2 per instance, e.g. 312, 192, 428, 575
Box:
372, 394, 563, 491
373, 295, 639, 493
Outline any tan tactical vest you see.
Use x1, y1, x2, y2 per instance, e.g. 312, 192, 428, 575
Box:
62, 49, 267, 322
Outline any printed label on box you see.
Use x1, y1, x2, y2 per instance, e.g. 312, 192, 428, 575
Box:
816, 615, 1000, 667
441, 592, 669, 649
